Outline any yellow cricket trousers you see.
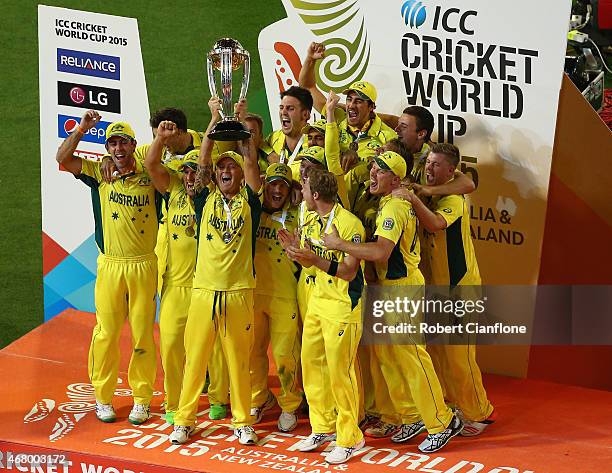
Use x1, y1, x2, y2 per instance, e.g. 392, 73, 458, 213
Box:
90, 253, 157, 405
158, 284, 191, 413
369, 279, 453, 433
297, 273, 315, 322
174, 288, 254, 428
427, 284, 493, 422
250, 294, 302, 412
302, 309, 363, 448
207, 337, 230, 405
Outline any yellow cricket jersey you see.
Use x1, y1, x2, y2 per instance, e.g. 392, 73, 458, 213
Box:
266, 129, 308, 158
77, 148, 161, 257
266, 129, 308, 181
410, 143, 431, 185
325, 111, 396, 207
163, 174, 197, 287
421, 194, 481, 286
324, 122, 350, 209
255, 203, 300, 298
192, 184, 262, 291
301, 203, 365, 322
135, 130, 234, 172
322, 108, 397, 162
374, 194, 421, 282
352, 181, 380, 242
257, 146, 272, 173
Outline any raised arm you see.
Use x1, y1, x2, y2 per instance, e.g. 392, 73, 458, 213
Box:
324, 91, 343, 177
198, 97, 223, 187
298, 42, 327, 114
56, 110, 101, 176
235, 98, 261, 193
144, 121, 175, 193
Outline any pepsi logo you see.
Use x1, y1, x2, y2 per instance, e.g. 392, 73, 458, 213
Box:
63, 118, 79, 133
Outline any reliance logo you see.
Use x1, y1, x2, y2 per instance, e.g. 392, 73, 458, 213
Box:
57, 48, 120, 80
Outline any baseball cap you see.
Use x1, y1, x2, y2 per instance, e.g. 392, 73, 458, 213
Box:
181, 149, 200, 171
374, 151, 407, 179
297, 146, 326, 167
265, 163, 292, 186
106, 122, 136, 141
342, 81, 377, 103
301, 119, 327, 135
213, 150, 244, 170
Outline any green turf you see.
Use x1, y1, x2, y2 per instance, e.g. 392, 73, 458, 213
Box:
0, 0, 286, 348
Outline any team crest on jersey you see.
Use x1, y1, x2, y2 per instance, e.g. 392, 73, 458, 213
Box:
382, 217, 394, 230
366, 138, 383, 150
352, 234, 362, 243
442, 208, 452, 213
137, 176, 151, 186
177, 193, 188, 210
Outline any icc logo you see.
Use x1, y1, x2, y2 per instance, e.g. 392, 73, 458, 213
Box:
401, 0, 427, 28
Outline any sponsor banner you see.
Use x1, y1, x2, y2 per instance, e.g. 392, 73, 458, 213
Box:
57, 81, 121, 113
57, 114, 111, 144
258, 0, 570, 289
56, 48, 121, 80
39, 6, 150, 319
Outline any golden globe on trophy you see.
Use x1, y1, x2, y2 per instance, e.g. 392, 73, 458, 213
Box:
206, 38, 251, 141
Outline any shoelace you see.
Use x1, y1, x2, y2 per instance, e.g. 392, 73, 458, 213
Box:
402, 421, 424, 434
426, 429, 452, 449
311, 433, 329, 443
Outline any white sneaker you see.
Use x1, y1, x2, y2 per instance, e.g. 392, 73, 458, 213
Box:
278, 411, 298, 432
418, 415, 463, 453
296, 432, 336, 452
128, 403, 151, 425
234, 426, 258, 445
95, 402, 116, 423
250, 393, 277, 424
325, 438, 365, 464
459, 409, 496, 437
169, 425, 194, 444
391, 420, 426, 443
364, 420, 400, 438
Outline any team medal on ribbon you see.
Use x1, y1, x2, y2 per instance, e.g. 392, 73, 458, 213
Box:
221, 198, 234, 244
185, 215, 196, 237
349, 130, 368, 151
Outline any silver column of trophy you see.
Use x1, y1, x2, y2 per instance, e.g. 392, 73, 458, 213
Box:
206, 38, 251, 141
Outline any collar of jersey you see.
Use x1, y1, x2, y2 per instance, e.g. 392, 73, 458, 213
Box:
343, 114, 383, 138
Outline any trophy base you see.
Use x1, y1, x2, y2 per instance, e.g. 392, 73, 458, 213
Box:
208, 120, 251, 141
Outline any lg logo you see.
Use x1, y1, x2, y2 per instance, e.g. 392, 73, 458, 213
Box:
58, 81, 120, 113
69, 87, 86, 104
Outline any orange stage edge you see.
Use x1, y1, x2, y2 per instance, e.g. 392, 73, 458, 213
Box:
1, 309, 611, 473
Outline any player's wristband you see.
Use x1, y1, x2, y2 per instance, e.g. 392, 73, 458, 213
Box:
326, 260, 338, 277
76, 125, 86, 135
